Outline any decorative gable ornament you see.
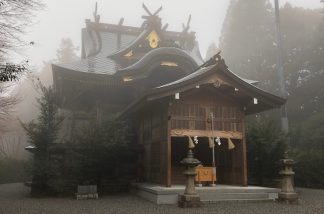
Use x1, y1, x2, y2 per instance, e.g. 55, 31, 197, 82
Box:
146, 30, 161, 48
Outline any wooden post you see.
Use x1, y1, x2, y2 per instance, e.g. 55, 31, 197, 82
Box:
241, 116, 248, 186
166, 108, 172, 187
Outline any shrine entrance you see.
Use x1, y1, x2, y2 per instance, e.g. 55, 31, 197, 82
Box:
170, 136, 244, 186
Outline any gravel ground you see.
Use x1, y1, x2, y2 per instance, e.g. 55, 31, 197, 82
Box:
0, 183, 323, 214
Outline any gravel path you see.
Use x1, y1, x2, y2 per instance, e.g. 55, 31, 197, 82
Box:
0, 183, 323, 214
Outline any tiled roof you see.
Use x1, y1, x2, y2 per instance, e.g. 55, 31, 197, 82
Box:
56, 55, 117, 75
55, 30, 137, 75
156, 64, 258, 89
156, 65, 213, 88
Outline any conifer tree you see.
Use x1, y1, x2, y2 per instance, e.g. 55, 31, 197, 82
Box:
22, 84, 61, 196
56, 38, 79, 64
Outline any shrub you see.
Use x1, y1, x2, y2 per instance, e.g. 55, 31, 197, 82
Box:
291, 149, 324, 188
0, 158, 31, 184
246, 120, 287, 186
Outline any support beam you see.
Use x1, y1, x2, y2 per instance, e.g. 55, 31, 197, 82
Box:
170, 129, 243, 140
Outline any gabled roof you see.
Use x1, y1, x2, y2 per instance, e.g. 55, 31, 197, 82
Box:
53, 6, 203, 77
120, 54, 286, 117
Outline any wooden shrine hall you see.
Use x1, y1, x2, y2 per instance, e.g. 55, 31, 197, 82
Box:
52, 4, 285, 187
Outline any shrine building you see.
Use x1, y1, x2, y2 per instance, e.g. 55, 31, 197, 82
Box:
52, 5, 285, 187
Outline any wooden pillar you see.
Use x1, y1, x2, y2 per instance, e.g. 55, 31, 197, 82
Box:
166, 108, 172, 187
241, 116, 248, 186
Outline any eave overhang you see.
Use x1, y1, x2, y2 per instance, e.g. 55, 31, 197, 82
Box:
119, 56, 286, 118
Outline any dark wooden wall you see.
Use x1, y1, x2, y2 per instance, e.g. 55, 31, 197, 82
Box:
170, 88, 244, 133
135, 102, 169, 185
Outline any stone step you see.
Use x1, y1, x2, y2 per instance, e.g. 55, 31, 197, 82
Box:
132, 183, 280, 204
200, 192, 277, 202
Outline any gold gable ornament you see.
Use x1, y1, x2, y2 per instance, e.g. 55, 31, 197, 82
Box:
146, 30, 160, 48
123, 76, 133, 82
160, 61, 178, 67
124, 50, 133, 57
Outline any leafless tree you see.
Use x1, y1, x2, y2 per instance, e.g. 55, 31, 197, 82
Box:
0, 84, 19, 132
0, 0, 44, 61
0, 135, 22, 158
0, 0, 44, 130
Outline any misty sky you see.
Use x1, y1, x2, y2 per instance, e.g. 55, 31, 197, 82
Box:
22, 0, 323, 68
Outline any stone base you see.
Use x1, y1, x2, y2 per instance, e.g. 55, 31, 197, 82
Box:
132, 183, 280, 204
75, 193, 98, 200
278, 192, 298, 204
178, 194, 203, 208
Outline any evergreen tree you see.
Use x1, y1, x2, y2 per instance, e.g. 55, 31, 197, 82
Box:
205, 43, 219, 60
220, 1, 324, 187
22, 84, 61, 196
246, 120, 287, 186
220, 0, 275, 87
74, 118, 136, 189
220, 0, 324, 123
56, 38, 79, 64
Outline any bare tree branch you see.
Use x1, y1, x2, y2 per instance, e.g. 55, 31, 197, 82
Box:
0, 0, 44, 61
0, 84, 19, 124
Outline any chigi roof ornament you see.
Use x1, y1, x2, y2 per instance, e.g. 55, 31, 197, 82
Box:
141, 3, 162, 30
180, 15, 196, 50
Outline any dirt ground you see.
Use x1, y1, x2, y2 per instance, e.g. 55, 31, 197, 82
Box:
0, 183, 323, 214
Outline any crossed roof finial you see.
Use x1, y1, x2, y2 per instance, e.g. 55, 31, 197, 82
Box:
141, 4, 163, 29
142, 3, 162, 17
182, 15, 192, 33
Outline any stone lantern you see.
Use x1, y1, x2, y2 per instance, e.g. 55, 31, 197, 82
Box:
178, 149, 202, 208
278, 152, 298, 203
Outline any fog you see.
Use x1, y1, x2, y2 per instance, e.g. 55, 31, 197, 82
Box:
3, 2, 324, 211
23, 0, 322, 67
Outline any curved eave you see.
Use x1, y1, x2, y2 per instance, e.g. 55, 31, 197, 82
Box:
116, 47, 199, 77
150, 63, 285, 107
52, 64, 119, 89
221, 68, 286, 107
120, 62, 286, 118
52, 64, 115, 79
